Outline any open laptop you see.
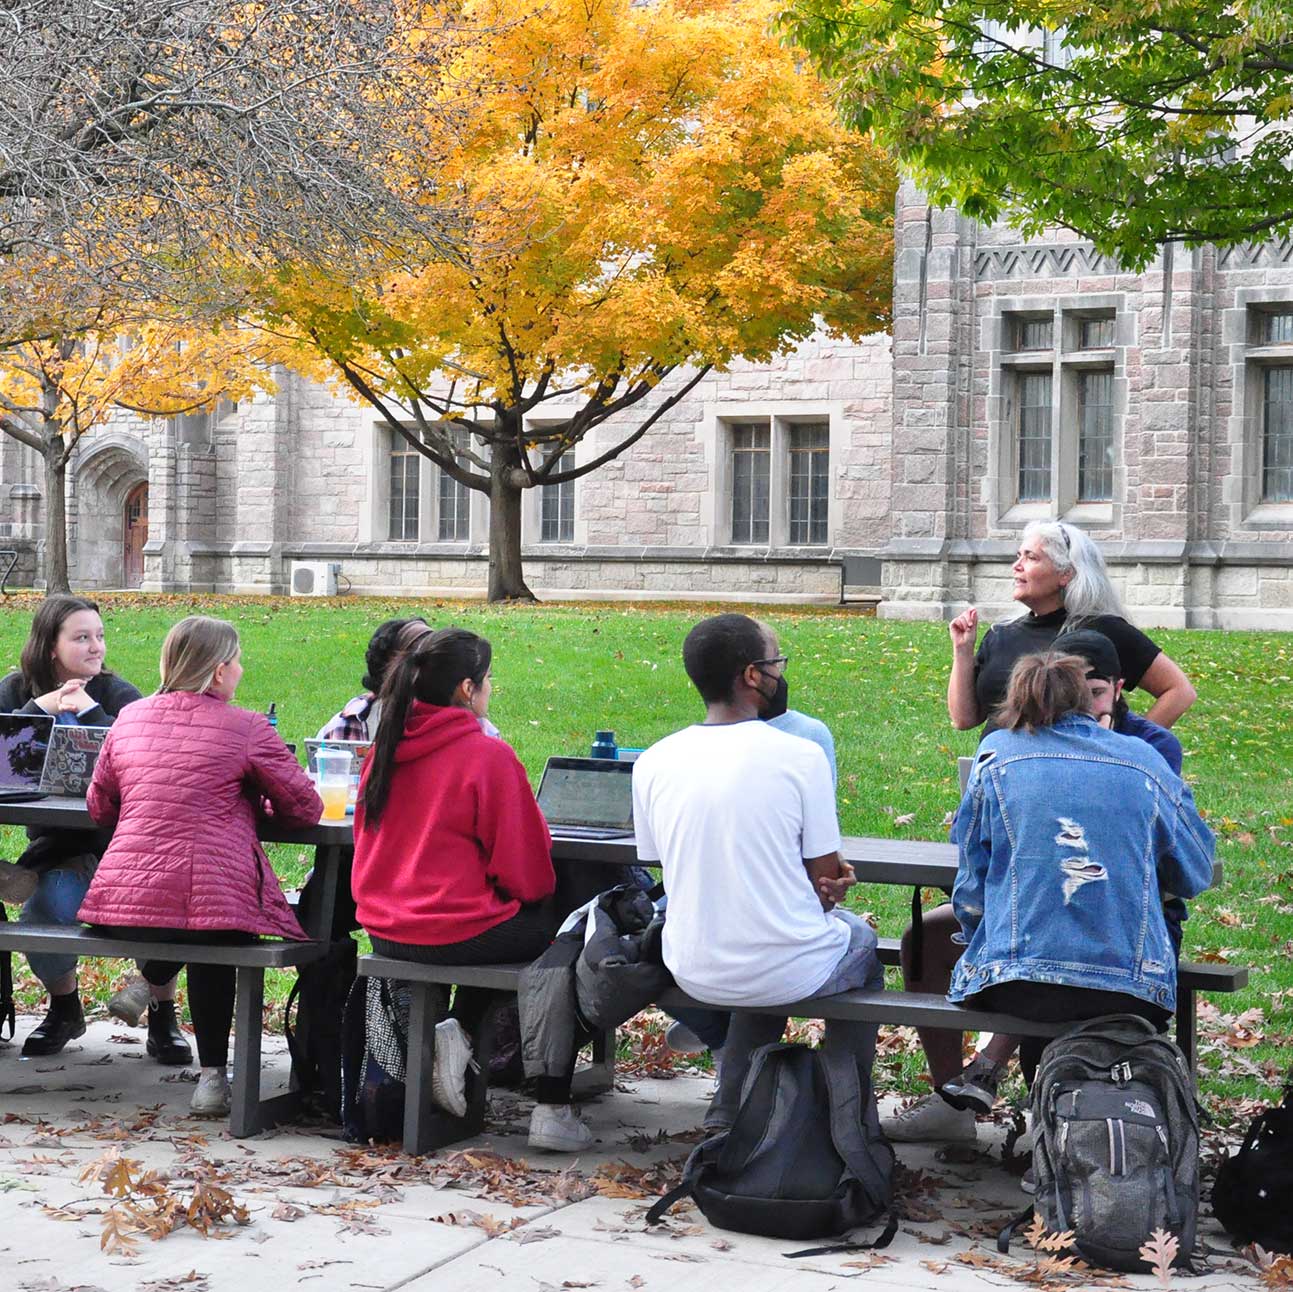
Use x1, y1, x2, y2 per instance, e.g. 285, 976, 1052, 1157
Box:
535, 756, 635, 840
0, 712, 54, 802
39, 724, 110, 796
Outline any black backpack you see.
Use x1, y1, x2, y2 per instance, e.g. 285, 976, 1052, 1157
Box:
1011, 1015, 1199, 1273
647, 1043, 896, 1243
340, 977, 407, 1143
1213, 1071, 1293, 1254
283, 935, 358, 1121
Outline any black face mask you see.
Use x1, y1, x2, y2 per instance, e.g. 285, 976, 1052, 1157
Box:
757, 670, 789, 721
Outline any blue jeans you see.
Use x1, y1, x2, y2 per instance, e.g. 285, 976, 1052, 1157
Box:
705, 910, 884, 1129
20, 866, 92, 986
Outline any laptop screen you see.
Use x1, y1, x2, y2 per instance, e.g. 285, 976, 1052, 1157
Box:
0, 713, 55, 791
536, 757, 634, 829
40, 724, 110, 795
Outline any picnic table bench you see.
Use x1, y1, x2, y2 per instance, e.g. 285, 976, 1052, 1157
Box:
0, 801, 1245, 1150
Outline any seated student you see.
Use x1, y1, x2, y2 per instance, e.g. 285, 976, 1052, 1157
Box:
317, 617, 501, 743
349, 629, 587, 1152
0, 597, 188, 1062
663, 617, 839, 1059
80, 616, 323, 1118
944, 651, 1213, 1110
885, 645, 1209, 1146
632, 613, 882, 1132
939, 630, 1188, 1115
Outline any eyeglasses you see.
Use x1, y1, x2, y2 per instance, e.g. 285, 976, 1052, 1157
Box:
1059, 523, 1072, 551
751, 655, 789, 669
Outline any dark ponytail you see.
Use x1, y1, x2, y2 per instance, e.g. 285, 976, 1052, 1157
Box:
993, 652, 1093, 734
360, 628, 492, 827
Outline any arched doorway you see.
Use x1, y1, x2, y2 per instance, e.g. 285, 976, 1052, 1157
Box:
122, 482, 148, 588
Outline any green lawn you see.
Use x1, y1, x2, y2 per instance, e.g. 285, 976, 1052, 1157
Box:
2, 593, 1289, 1110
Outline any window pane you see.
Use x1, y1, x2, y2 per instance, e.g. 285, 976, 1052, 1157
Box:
388, 446, 420, 541
1077, 369, 1114, 502
437, 427, 470, 541
1015, 317, 1053, 351
1263, 311, 1293, 344
1079, 316, 1115, 349
789, 421, 830, 545
1264, 366, 1293, 502
730, 421, 770, 544
1016, 372, 1053, 501
540, 451, 575, 542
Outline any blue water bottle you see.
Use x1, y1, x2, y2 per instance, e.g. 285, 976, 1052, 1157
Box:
590, 730, 618, 760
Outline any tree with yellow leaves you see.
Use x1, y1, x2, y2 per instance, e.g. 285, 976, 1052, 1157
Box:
0, 318, 283, 592
271, 0, 896, 600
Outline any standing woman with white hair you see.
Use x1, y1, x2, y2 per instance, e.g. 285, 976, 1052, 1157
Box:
946, 520, 1196, 733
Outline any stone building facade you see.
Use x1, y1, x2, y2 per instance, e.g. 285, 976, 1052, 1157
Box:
2, 182, 1292, 626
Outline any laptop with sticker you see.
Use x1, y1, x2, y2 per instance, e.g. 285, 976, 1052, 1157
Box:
0, 712, 54, 802
535, 755, 635, 840
39, 724, 110, 796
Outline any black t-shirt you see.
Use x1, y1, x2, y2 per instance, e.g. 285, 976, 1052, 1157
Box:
972, 608, 1161, 733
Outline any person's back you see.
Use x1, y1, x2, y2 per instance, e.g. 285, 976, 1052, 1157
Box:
951, 713, 1213, 1010
352, 703, 552, 946
634, 719, 846, 1006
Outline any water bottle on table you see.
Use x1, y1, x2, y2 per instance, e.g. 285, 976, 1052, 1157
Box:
590, 730, 618, 760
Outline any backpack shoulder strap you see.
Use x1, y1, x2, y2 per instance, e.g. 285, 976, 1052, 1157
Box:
818, 1049, 893, 1213
645, 1132, 728, 1226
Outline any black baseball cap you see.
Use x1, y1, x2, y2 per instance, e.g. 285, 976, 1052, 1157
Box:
1059, 629, 1121, 682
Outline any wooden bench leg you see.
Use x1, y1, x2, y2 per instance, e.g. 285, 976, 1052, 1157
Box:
573, 1027, 616, 1097
403, 981, 438, 1155
1175, 983, 1197, 1079
230, 967, 265, 1137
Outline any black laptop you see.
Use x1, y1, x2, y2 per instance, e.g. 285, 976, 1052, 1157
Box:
535, 755, 635, 840
0, 712, 54, 803
39, 723, 110, 796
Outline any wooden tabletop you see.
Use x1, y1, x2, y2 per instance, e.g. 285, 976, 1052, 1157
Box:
0, 798, 1219, 891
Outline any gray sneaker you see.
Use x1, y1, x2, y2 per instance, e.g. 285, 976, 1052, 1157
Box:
941, 1056, 1007, 1114
107, 977, 152, 1027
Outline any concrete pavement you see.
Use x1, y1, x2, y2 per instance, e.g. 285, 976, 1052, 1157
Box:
0, 1020, 1265, 1292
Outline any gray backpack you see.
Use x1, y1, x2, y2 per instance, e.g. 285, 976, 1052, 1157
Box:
1008, 1015, 1199, 1273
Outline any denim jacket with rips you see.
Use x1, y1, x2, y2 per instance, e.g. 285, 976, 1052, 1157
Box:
948, 713, 1215, 1012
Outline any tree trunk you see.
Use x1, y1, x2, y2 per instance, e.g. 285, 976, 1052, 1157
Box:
487, 450, 535, 602
43, 444, 70, 594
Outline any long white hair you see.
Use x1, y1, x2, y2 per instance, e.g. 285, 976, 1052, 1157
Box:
1018, 520, 1125, 624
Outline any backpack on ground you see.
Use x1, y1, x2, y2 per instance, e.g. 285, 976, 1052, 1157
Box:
1009, 1014, 1199, 1273
283, 934, 358, 1121
646, 1043, 896, 1244
340, 976, 407, 1143
1212, 1069, 1293, 1254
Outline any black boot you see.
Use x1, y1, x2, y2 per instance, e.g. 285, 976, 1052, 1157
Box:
21, 992, 86, 1057
146, 1001, 194, 1066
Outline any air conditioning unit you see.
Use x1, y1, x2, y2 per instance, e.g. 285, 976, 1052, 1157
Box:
290, 560, 340, 597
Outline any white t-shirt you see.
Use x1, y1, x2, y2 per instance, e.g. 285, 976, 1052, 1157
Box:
632, 720, 847, 1006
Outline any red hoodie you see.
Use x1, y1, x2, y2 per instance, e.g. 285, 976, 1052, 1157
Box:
352, 703, 554, 946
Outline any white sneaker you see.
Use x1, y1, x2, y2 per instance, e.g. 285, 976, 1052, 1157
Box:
430, 1019, 474, 1119
666, 1021, 706, 1054
190, 1068, 231, 1119
527, 1103, 595, 1153
107, 977, 152, 1027
882, 1091, 978, 1144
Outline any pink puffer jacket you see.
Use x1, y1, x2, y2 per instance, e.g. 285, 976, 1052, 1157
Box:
80, 692, 323, 939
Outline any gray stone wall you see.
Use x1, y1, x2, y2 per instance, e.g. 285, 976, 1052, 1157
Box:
882, 182, 1293, 629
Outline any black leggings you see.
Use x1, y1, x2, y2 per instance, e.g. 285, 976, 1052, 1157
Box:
370, 905, 571, 1103
91, 926, 254, 1068
967, 981, 1172, 1087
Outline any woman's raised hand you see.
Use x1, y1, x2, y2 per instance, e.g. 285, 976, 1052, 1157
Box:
949, 607, 979, 654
